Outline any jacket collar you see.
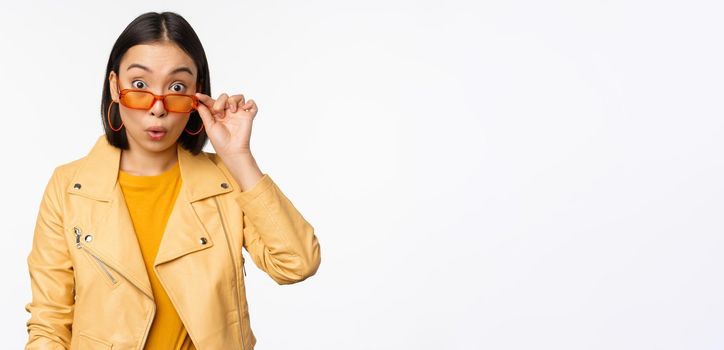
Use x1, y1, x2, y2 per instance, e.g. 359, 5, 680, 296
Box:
64, 134, 235, 300
67, 134, 233, 201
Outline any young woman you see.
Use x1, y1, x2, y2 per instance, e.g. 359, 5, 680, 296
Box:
24, 12, 321, 350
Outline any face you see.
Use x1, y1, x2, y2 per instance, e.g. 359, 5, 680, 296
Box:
108, 42, 199, 153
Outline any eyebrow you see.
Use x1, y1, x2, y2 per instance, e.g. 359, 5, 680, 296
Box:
126, 63, 194, 76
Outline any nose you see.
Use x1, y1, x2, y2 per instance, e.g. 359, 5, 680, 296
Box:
149, 97, 167, 117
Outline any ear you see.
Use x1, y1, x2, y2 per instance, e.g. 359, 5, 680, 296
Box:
108, 71, 118, 102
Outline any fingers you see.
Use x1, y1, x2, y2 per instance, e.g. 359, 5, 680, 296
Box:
195, 92, 215, 108
226, 94, 245, 113
242, 99, 257, 113
196, 92, 256, 114
212, 93, 230, 118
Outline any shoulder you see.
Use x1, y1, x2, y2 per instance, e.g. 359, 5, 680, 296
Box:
32, 155, 86, 207
47, 155, 86, 190
203, 151, 231, 172
202, 151, 243, 192
204, 151, 222, 164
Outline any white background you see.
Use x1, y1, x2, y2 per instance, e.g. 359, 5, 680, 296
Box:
2, 1, 723, 349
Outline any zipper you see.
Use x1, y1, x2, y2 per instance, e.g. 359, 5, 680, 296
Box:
73, 226, 156, 350
91, 252, 118, 284
74, 226, 117, 284
214, 197, 245, 350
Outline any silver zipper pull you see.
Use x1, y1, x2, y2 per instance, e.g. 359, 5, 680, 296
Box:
73, 226, 82, 248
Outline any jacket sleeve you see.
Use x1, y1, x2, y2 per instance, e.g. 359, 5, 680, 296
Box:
234, 173, 321, 285
24, 167, 74, 349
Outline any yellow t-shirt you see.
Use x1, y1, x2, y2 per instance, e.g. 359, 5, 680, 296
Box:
118, 161, 196, 350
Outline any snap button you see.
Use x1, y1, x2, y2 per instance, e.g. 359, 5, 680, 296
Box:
199, 237, 207, 245
73, 183, 81, 189
84, 234, 93, 242
220, 183, 229, 189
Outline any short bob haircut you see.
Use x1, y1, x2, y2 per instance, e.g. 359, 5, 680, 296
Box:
101, 11, 211, 155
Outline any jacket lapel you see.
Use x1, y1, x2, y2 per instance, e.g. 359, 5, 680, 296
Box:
66, 135, 235, 300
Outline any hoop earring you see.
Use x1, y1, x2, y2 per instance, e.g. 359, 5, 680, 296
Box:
184, 117, 204, 135
107, 101, 124, 132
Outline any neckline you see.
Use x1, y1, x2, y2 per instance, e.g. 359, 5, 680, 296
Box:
118, 161, 179, 180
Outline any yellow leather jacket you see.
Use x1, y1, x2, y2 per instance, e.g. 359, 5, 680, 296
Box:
24, 134, 321, 349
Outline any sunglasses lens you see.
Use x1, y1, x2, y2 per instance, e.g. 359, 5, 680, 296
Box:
166, 95, 196, 113
120, 91, 154, 109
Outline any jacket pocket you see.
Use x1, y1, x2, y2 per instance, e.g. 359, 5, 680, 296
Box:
74, 226, 119, 288
77, 330, 113, 349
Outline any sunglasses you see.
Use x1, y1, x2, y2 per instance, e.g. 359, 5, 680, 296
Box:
116, 81, 199, 113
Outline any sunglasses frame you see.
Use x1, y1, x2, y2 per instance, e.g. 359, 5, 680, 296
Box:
115, 80, 199, 113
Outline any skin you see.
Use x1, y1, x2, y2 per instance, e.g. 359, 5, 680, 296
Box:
108, 41, 263, 191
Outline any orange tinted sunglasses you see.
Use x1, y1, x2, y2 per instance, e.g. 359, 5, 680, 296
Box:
116, 80, 199, 113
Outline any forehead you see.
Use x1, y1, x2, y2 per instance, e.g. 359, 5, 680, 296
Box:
120, 43, 196, 76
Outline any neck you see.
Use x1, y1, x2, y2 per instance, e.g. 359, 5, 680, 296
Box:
120, 141, 179, 176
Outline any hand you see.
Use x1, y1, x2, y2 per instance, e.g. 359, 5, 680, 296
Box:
194, 92, 258, 158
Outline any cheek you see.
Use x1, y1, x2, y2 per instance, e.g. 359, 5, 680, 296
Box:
118, 109, 144, 127
169, 114, 191, 130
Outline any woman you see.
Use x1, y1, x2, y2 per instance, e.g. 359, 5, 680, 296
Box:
24, 11, 321, 350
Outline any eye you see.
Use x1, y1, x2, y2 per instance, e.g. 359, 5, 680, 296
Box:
131, 80, 146, 89
170, 83, 186, 92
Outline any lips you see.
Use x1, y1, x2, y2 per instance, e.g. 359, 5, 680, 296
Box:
146, 126, 167, 140
146, 126, 168, 132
